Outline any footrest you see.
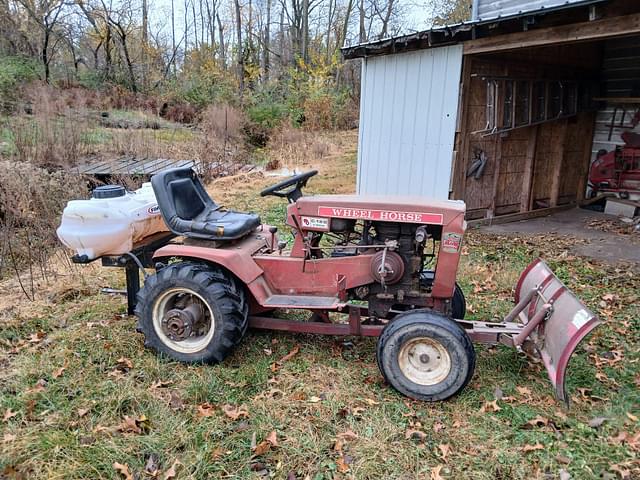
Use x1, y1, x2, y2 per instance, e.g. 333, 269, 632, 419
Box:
263, 295, 341, 309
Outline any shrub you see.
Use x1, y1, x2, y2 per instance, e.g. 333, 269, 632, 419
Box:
0, 161, 88, 293
0, 56, 42, 111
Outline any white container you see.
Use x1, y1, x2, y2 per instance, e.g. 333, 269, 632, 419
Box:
57, 182, 169, 260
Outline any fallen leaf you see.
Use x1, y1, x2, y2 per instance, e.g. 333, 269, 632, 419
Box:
521, 443, 544, 453
77, 408, 90, 418
433, 422, 445, 433
336, 455, 350, 473
337, 429, 358, 441
559, 468, 571, 480
28, 331, 46, 343
211, 447, 226, 460
149, 380, 172, 389
196, 403, 216, 418
117, 415, 149, 434
430, 464, 445, 480
525, 416, 549, 429
26, 378, 47, 394
253, 440, 271, 456
52, 362, 67, 378
168, 391, 184, 411
308, 396, 322, 403
588, 417, 609, 428
278, 345, 300, 364
265, 430, 278, 447
3, 409, 18, 422
610, 464, 631, 479
438, 443, 450, 462
480, 399, 501, 413
162, 459, 181, 480
626, 412, 638, 422
113, 462, 133, 480
144, 453, 160, 477
116, 357, 133, 370
222, 404, 249, 420
516, 386, 532, 397
405, 429, 427, 442
363, 398, 379, 406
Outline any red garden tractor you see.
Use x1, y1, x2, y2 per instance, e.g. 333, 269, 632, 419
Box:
72, 168, 601, 403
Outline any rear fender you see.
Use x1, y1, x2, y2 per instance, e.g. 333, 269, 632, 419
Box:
152, 244, 263, 285
515, 258, 601, 403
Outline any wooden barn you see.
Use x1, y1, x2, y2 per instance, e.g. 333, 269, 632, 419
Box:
342, 0, 640, 221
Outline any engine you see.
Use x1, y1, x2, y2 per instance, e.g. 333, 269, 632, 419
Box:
315, 219, 442, 318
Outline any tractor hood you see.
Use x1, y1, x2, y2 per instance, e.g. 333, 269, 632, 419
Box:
292, 195, 466, 227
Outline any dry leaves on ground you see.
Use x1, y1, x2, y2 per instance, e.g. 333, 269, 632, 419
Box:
270, 345, 300, 372
431, 464, 445, 480
222, 404, 249, 420
521, 443, 544, 453
113, 462, 133, 480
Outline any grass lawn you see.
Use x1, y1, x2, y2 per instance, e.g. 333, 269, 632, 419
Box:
0, 139, 638, 479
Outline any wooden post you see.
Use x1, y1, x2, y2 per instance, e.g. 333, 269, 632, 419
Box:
576, 112, 597, 202
456, 56, 474, 201
549, 121, 568, 207
520, 125, 539, 212
489, 133, 503, 217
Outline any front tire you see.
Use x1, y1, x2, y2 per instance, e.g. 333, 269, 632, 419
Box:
135, 262, 247, 363
376, 311, 475, 401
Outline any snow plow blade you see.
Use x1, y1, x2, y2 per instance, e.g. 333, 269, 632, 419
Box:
512, 258, 601, 403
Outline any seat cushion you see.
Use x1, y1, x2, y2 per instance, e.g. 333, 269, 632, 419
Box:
190, 209, 261, 240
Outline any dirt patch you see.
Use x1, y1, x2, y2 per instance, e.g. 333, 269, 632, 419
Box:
478, 208, 640, 266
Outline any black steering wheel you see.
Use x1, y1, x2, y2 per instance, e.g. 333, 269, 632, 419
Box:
260, 170, 318, 203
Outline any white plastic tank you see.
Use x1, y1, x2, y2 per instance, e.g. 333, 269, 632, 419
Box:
57, 182, 169, 260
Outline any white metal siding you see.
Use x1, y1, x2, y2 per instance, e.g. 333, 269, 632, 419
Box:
356, 45, 463, 199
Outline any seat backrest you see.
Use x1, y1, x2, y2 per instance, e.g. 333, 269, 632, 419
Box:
151, 167, 217, 231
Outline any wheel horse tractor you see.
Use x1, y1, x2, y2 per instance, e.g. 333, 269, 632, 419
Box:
58, 168, 601, 402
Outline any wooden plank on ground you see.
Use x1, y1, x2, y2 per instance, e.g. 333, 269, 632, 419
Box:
467, 203, 576, 226
463, 13, 640, 55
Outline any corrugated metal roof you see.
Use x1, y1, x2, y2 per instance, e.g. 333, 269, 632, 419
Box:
342, 0, 606, 59
473, 0, 596, 21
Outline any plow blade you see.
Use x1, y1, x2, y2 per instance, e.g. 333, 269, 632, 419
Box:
513, 258, 601, 403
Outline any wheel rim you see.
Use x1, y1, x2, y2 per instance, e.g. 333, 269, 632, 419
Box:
152, 287, 215, 354
398, 337, 451, 385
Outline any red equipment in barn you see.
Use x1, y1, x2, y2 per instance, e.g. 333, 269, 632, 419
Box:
589, 115, 640, 200
67, 168, 601, 403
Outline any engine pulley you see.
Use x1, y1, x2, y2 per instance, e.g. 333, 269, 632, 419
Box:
370, 250, 405, 285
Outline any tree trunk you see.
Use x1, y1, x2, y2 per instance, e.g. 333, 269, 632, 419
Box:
358, 0, 366, 43
42, 30, 50, 83
340, 0, 353, 48
142, 0, 148, 89
262, 0, 270, 82
216, 12, 226, 68
171, 0, 177, 75
234, 0, 244, 95
379, 0, 394, 39
301, 0, 309, 63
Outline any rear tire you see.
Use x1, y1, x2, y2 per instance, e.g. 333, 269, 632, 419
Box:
135, 262, 247, 364
452, 283, 466, 320
376, 311, 475, 401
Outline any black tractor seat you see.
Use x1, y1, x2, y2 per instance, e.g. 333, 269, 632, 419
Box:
151, 167, 261, 241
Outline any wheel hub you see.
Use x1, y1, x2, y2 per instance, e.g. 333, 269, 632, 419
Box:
161, 303, 203, 341
398, 337, 452, 386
